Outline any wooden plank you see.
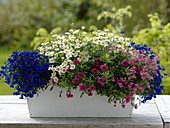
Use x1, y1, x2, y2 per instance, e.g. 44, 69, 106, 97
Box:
0, 96, 163, 128
154, 95, 170, 128
0, 96, 26, 104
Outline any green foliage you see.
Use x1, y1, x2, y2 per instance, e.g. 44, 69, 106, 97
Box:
0, 0, 169, 50
133, 13, 170, 93
31, 27, 62, 50
97, 5, 132, 32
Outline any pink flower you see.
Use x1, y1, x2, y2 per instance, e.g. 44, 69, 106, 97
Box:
132, 61, 137, 65
89, 86, 96, 91
125, 96, 131, 103
132, 75, 137, 79
67, 68, 72, 72
100, 65, 108, 71
96, 58, 101, 63
126, 72, 130, 75
100, 83, 105, 87
143, 65, 147, 68
72, 79, 79, 84
112, 78, 115, 82
132, 87, 137, 91
77, 72, 84, 78
88, 92, 93, 96
128, 76, 132, 79
79, 84, 87, 91
98, 77, 105, 83
122, 104, 126, 108
128, 84, 132, 88
93, 62, 99, 67
142, 75, 146, 79
66, 93, 73, 98
92, 68, 98, 73
134, 104, 138, 109
52, 79, 56, 85
118, 83, 123, 88
122, 60, 129, 67
135, 84, 138, 87
138, 87, 143, 93
134, 68, 140, 74
117, 79, 124, 88
140, 82, 143, 85
73, 60, 79, 65
147, 83, 150, 89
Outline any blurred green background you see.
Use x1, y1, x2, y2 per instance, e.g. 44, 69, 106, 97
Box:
0, 0, 169, 95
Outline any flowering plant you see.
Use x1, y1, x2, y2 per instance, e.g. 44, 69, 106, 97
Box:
0, 27, 166, 109
37, 27, 166, 108
0, 51, 51, 99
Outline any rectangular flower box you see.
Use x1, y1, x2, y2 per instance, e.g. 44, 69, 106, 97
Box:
27, 86, 134, 117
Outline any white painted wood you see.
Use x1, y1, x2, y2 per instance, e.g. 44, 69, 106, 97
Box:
154, 95, 170, 128
27, 86, 133, 117
0, 96, 163, 128
0, 95, 26, 104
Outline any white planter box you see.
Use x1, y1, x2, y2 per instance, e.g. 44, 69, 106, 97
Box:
27, 86, 134, 117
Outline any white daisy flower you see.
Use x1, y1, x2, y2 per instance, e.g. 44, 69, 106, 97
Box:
64, 49, 69, 54
82, 32, 87, 34
49, 58, 55, 63
69, 48, 74, 53
77, 58, 82, 61
92, 31, 96, 34
51, 75, 55, 79
74, 53, 78, 57
126, 43, 130, 47
41, 42, 49, 46
48, 65, 53, 71
63, 39, 68, 43
52, 67, 56, 72
65, 32, 70, 35
54, 53, 58, 58
70, 65, 75, 70
122, 48, 127, 52
85, 58, 89, 62
49, 52, 54, 56
63, 61, 68, 65
118, 37, 124, 42
56, 66, 60, 71
129, 51, 133, 55
52, 34, 58, 37
114, 49, 119, 53
39, 51, 44, 54
54, 48, 59, 51
39, 47, 44, 52
104, 29, 109, 32
66, 53, 72, 58
61, 63, 65, 67
51, 72, 56, 76
58, 70, 63, 75
68, 59, 72, 63
62, 68, 67, 73
73, 29, 80, 34
54, 77, 59, 83
47, 46, 52, 50
81, 26, 85, 30
43, 46, 48, 51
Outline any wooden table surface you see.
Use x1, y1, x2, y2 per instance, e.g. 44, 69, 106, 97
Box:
0, 95, 169, 128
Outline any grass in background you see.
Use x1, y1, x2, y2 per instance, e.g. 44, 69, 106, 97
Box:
0, 46, 13, 95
